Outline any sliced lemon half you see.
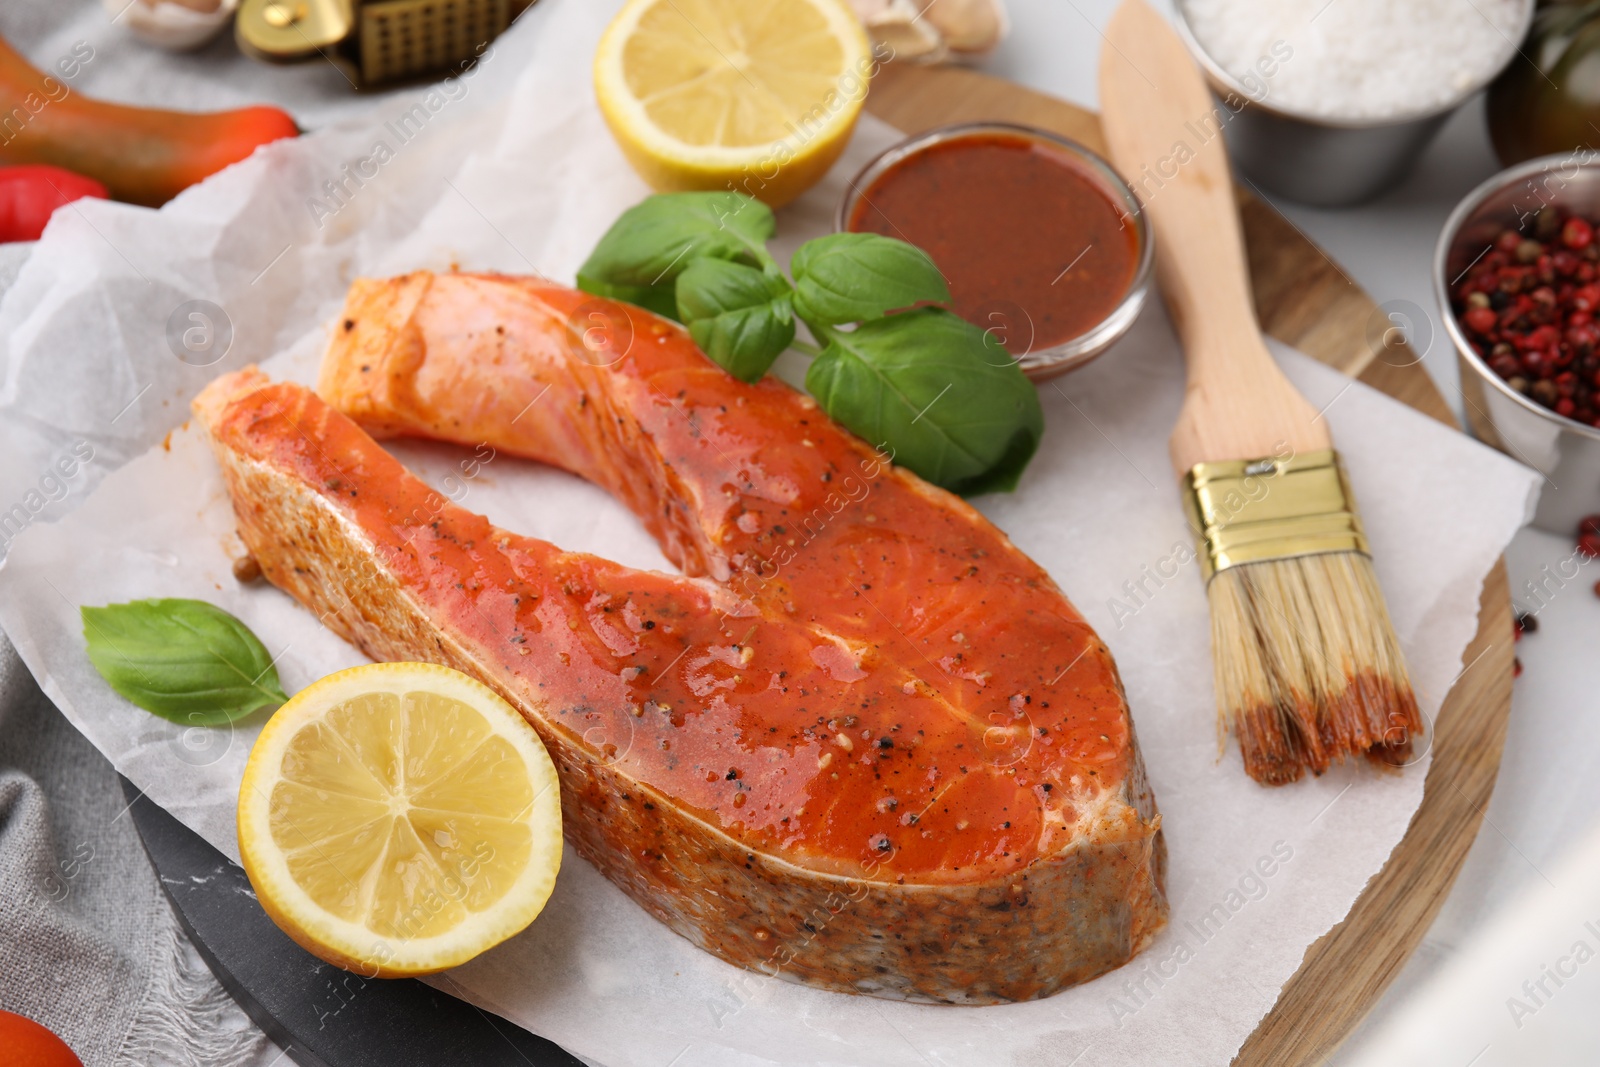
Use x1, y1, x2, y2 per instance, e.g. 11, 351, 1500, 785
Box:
237, 662, 562, 977
594, 0, 873, 207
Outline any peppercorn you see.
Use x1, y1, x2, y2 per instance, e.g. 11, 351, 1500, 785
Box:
1452, 209, 1600, 426
1565, 217, 1594, 250
1464, 306, 1498, 334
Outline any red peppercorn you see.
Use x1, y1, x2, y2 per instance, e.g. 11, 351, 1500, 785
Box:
1564, 216, 1594, 250
1451, 212, 1600, 421
1527, 324, 1562, 350
1579, 533, 1600, 558
1463, 306, 1498, 334
1580, 514, 1600, 537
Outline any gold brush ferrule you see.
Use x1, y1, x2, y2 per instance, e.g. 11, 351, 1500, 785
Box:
1181, 448, 1369, 583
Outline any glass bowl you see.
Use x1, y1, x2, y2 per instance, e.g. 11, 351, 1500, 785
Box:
835, 122, 1153, 382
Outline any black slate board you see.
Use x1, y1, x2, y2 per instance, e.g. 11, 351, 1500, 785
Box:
122, 776, 584, 1067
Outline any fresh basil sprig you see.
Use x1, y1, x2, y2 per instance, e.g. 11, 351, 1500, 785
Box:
806, 309, 1043, 495
577, 192, 1044, 494
675, 259, 795, 382
790, 232, 950, 325
577, 192, 777, 322
81, 598, 289, 725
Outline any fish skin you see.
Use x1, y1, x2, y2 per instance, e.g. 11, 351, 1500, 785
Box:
196, 273, 1166, 1003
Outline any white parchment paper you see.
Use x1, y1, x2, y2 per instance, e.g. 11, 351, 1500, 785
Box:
0, 1, 1539, 1063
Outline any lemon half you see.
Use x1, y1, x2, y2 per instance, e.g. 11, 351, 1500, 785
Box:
237, 663, 563, 977
595, 0, 873, 207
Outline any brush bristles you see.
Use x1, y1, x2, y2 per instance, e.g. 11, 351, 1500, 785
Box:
1207, 551, 1421, 786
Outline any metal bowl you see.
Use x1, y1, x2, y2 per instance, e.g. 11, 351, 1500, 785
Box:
1435, 155, 1600, 533
1171, 0, 1534, 208
835, 122, 1153, 382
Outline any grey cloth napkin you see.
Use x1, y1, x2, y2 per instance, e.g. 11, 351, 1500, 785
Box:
0, 633, 271, 1066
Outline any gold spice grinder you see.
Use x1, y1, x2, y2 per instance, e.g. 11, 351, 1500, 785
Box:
237, 0, 536, 87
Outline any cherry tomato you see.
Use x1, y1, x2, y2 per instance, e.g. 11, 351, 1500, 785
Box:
0, 1011, 83, 1067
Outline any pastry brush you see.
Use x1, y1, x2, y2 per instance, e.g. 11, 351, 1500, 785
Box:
1097, 0, 1421, 784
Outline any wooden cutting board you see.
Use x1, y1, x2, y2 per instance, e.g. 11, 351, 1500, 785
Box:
866, 63, 1514, 1066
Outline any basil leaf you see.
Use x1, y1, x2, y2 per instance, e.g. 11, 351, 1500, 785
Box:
791, 233, 950, 326
577, 192, 775, 298
677, 259, 796, 382
573, 273, 681, 322
805, 309, 1043, 495
81, 598, 289, 725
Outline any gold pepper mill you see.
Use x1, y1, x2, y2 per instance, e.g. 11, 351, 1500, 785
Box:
237, 0, 535, 87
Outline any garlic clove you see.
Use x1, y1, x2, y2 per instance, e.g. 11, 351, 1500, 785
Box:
920, 0, 1008, 55
849, 0, 1007, 64
109, 0, 241, 52
853, 0, 948, 63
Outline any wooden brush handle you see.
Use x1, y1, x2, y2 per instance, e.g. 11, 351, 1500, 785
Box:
1098, 0, 1329, 473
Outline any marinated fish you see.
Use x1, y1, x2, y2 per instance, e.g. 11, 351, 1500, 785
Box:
196, 273, 1165, 1003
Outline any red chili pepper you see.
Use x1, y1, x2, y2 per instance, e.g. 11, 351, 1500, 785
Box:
0, 163, 106, 242
1, 34, 297, 207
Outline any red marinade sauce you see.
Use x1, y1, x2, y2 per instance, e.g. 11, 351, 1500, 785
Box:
848, 132, 1139, 351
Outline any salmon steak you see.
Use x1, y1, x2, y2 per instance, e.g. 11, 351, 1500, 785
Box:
195, 271, 1166, 1004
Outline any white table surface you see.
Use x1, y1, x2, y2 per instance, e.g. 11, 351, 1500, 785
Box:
6, 0, 1594, 1061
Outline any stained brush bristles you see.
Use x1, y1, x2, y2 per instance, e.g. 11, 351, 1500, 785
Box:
1208, 551, 1421, 786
